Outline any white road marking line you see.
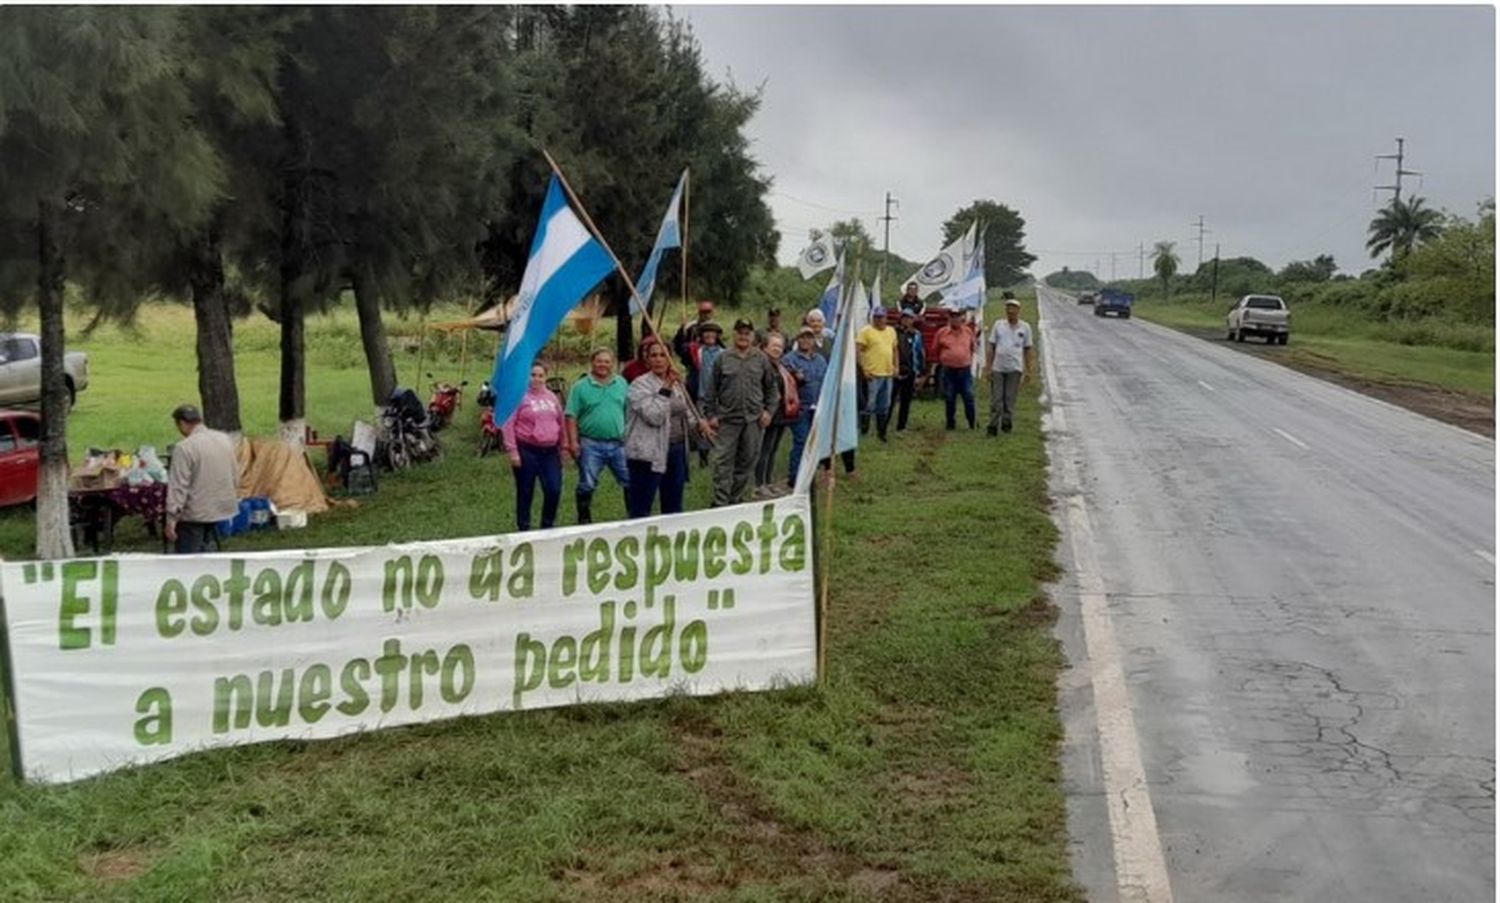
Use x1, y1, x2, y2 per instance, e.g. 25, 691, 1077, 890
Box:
1272, 427, 1309, 450
1039, 308, 1176, 903
1474, 549, 1495, 565
1196, 380, 1215, 392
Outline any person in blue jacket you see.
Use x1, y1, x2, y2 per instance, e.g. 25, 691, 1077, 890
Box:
782, 327, 829, 479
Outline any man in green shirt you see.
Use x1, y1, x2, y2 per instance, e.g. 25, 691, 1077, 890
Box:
564, 349, 630, 524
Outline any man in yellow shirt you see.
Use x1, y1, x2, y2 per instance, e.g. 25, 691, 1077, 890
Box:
856, 307, 899, 441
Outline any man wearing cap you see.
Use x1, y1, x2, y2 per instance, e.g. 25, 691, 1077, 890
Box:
703, 318, 780, 506
855, 307, 899, 441
783, 327, 829, 477
933, 307, 979, 430
986, 298, 1035, 435
893, 310, 926, 432
673, 299, 717, 400
164, 404, 240, 554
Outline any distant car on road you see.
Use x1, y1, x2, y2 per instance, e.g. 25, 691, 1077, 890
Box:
1227, 295, 1290, 344
0, 409, 40, 507
0, 333, 90, 406
1077, 292, 1096, 305
1094, 288, 1134, 319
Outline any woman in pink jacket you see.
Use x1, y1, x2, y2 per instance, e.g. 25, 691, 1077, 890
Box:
501, 362, 565, 531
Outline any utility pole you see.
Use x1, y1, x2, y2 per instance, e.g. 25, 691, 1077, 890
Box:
1210, 243, 1221, 303
1192, 215, 1209, 270
1109, 252, 1118, 283
1138, 242, 1145, 279
1375, 137, 1421, 205
878, 191, 899, 270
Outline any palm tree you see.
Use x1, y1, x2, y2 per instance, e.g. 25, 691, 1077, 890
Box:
1152, 241, 1179, 297
1366, 196, 1445, 261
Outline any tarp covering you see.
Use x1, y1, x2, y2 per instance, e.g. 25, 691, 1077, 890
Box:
235, 438, 330, 514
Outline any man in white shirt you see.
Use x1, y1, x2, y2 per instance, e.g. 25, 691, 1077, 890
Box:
984, 298, 1035, 436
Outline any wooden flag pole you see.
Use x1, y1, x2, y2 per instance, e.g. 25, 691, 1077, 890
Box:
542, 150, 705, 420
816, 278, 853, 684
680, 167, 691, 329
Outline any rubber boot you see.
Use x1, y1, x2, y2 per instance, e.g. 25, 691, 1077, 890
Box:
877, 412, 891, 442
576, 492, 593, 525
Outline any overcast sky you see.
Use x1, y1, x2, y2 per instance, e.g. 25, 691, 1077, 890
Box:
680, 5, 1495, 280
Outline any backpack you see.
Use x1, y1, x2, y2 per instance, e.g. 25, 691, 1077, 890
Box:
777, 364, 801, 420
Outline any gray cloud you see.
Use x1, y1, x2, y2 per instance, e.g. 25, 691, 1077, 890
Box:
682, 5, 1495, 279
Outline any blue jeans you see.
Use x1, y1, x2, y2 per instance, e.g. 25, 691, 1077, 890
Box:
513, 443, 562, 531
942, 366, 976, 428
865, 376, 893, 417
577, 437, 629, 497
626, 441, 690, 518
788, 409, 814, 478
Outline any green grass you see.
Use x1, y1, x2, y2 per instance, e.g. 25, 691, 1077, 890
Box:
0, 299, 1076, 899
1131, 296, 1495, 398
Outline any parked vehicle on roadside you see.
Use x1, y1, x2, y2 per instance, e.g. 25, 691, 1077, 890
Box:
0, 333, 89, 407
1077, 292, 1096, 305
378, 387, 440, 471
0, 409, 40, 506
425, 374, 467, 432
1094, 288, 1134, 319
1227, 294, 1290, 344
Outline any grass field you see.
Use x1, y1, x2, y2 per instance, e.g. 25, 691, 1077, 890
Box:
1130, 296, 1495, 399
0, 298, 1078, 900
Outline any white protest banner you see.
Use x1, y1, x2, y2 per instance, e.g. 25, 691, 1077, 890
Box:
0, 496, 815, 784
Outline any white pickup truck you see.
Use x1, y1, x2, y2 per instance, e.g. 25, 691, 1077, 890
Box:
0, 333, 90, 406
1226, 295, 1291, 345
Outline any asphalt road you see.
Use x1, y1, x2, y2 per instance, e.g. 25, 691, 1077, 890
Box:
1039, 285, 1495, 902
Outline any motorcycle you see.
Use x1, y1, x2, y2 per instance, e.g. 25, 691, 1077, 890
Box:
426, 374, 467, 432
476, 381, 503, 457
378, 386, 441, 471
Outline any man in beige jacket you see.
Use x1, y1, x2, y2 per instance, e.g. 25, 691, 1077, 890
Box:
165, 404, 239, 554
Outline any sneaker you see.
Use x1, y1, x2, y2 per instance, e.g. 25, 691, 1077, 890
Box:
1001, 420, 1013, 433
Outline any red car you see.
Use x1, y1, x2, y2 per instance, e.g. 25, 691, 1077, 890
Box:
0, 409, 40, 506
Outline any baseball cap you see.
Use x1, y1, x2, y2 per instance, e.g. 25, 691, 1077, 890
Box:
698, 321, 723, 335
171, 404, 203, 423
871, 306, 888, 317
1005, 298, 1022, 308
733, 318, 755, 331
796, 327, 816, 339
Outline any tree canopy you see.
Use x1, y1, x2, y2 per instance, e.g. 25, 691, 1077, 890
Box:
941, 200, 1037, 288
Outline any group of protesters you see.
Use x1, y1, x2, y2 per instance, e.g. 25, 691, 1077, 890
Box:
498, 285, 1033, 532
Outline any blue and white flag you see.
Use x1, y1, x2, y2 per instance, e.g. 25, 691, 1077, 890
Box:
492, 175, 615, 426
797, 232, 838, 280
630, 170, 687, 316
817, 249, 845, 325
794, 284, 859, 491
869, 267, 882, 318
941, 225, 986, 310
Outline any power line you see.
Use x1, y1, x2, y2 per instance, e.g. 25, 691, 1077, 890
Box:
769, 191, 882, 217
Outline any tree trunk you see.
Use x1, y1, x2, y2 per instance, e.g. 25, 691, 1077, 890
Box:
352, 264, 397, 406
278, 126, 307, 448
614, 283, 633, 364
188, 226, 243, 435
35, 199, 74, 560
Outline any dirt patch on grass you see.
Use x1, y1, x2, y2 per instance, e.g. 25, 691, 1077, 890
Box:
79, 848, 153, 882
575, 713, 911, 900
1181, 326, 1494, 437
